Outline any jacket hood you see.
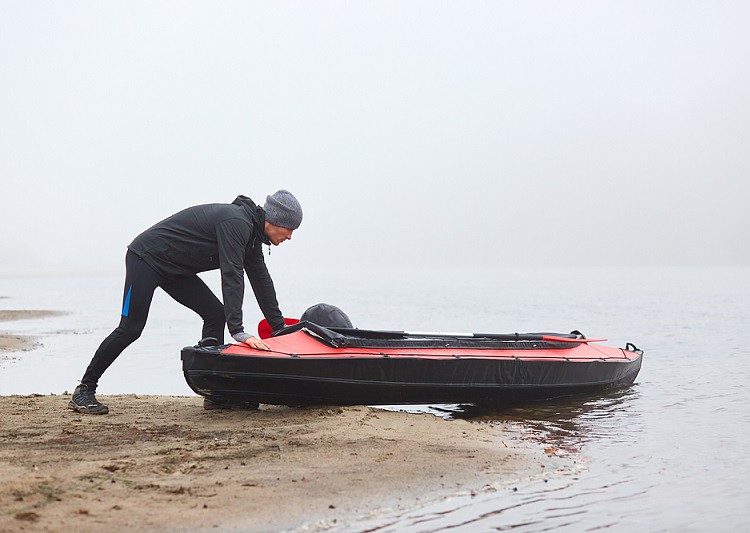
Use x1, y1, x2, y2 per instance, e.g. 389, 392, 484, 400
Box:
232, 195, 270, 245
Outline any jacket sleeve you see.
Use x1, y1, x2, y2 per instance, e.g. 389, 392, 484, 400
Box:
244, 244, 285, 332
215, 219, 251, 336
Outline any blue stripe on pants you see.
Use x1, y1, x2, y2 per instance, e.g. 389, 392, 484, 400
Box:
122, 285, 132, 317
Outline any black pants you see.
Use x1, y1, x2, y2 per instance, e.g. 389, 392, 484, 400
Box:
80, 251, 225, 390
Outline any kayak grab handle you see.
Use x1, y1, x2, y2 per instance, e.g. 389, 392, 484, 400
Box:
625, 342, 643, 354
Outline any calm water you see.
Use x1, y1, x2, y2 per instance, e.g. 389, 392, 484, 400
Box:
1, 266, 749, 531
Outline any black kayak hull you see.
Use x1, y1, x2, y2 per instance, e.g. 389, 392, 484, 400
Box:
181, 342, 643, 407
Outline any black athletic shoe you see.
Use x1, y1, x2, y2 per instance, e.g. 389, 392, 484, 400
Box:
203, 398, 259, 411
68, 385, 109, 415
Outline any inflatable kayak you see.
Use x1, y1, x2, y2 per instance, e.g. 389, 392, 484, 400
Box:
181, 321, 643, 407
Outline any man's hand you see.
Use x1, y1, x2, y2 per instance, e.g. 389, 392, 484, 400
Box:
242, 336, 271, 351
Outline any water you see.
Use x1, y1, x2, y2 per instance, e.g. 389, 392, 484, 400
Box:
1, 266, 749, 530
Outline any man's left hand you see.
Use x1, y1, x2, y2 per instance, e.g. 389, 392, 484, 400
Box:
242, 336, 271, 350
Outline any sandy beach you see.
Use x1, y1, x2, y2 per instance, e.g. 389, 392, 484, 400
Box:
0, 395, 565, 532
0, 311, 567, 532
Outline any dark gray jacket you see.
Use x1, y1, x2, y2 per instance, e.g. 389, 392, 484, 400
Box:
128, 195, 284, 335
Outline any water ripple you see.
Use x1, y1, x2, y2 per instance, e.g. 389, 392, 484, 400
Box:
352, 362, 750, 532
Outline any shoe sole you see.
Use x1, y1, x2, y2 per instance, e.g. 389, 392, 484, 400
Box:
68, 400, 109, 415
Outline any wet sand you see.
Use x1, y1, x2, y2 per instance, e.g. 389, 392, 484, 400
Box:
0, 310, 67, 355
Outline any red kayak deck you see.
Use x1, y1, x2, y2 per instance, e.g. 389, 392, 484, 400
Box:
221, 329, 636, 362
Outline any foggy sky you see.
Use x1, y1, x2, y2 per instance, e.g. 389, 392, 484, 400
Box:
1, 1, 748, 276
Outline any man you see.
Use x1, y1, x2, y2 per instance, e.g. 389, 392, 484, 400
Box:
68, 190, 302, 415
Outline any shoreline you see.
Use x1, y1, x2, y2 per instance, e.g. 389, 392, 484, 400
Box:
0, 310, 69, 355
0, 332, 36, 354
0, 394, 567, 532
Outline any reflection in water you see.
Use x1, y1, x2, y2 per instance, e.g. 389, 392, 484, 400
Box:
448, 386, 641, 457
363, 386, 647, 532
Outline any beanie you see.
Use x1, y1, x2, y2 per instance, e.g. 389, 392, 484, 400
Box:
263, 190, 303, 229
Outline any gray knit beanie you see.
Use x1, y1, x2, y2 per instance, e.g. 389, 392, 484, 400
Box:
263, 190, 303, 229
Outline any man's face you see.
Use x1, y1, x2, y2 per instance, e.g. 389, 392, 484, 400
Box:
264, 221, 294, 246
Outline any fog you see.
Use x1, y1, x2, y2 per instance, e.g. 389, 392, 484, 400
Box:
1, 1, 748, 276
